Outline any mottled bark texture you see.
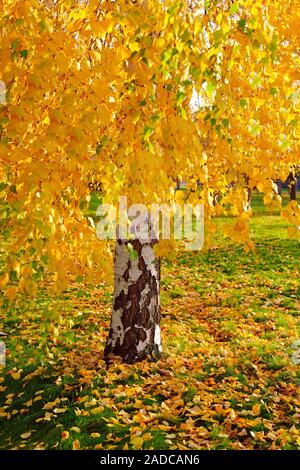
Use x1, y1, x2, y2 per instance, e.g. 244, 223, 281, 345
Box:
105, 238, 161, 363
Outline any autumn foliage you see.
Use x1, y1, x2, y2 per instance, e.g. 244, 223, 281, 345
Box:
0, 0, 299, 301
0, 0, 299, 451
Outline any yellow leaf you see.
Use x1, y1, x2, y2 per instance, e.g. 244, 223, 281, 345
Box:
0, 272, 9, 289
90, 432, 101, 438
91, 406, 104, 414
72, 439, 80, 450
175, 190, 185, 203
6, 287, 17, 301
33, 395, 42, 402
20, 432, 32, 439
11, 371, 21, 380
92, 390, 101, 399
252, 404, 261, 416
53, 407, 67, 414
131, 436, 144, 449
70, 427, 81, 433
61, 431, 69, 440
128, 42, 140, 53
43, 399, 60, 410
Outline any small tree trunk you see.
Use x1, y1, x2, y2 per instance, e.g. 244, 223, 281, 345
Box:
247, 187, 252, 209
288, 173, 297, 201
244, 175, 252, 210
105, 238, 161, 363
276, 179, 283, 196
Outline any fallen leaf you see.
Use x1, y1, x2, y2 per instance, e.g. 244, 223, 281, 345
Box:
61, 431, 69, 440
72, 439, 80, 450
252, 404, 261, 416
43, 399, 60, 410
131, 436, 144, 449
53, 407, 67, 414
70, 427, 81, 433
11, 371, 21, 380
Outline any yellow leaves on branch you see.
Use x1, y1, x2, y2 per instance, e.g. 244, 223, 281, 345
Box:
282, 201, 300, 239
0, 0, 299, 308
154, 240, 177, 258
0, 273, 9, 289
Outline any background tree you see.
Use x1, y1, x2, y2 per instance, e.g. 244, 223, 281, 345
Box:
287, 170, 297, 201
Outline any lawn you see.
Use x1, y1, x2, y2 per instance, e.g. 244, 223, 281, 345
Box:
0, 192, 299, 450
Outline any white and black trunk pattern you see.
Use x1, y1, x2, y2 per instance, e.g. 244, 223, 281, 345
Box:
104, 238, 161, 363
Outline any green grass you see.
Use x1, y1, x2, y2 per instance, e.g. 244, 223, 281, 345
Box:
0, 192, 299, 450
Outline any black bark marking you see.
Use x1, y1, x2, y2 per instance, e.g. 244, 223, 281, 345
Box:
135, 327, 147, 343
113, 289, 125, 311
131, 239, 143, 256
123, 259, 131, 282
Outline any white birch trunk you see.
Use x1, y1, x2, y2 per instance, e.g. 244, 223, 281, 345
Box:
105, 238, 161, 363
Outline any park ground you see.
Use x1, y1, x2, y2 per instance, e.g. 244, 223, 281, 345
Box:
0, 192, 299, 450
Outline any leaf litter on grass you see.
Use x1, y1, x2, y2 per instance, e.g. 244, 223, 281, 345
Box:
0, 200, 300, 450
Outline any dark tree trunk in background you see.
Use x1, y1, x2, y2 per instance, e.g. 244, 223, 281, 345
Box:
277, 179, 283, 195
105, 238, 161, 363
288, 172, 297, 201
244, 175, 252, 210
247, 187, 252, 209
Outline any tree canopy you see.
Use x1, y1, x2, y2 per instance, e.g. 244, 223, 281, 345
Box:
0, 0, 299, 310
